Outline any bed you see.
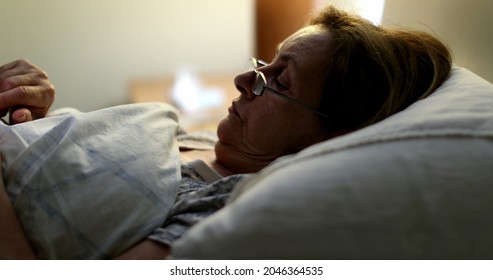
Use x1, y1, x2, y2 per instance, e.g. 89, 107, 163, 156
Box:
2, 66, 492, 259
170, 66, 493, 259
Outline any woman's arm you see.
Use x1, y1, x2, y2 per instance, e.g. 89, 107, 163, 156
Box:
0, 155, 36, 259
1, 150, 169, 260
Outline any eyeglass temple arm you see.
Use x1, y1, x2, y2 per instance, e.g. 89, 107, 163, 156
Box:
254, 58, 329, 119
263, 87, 329, 119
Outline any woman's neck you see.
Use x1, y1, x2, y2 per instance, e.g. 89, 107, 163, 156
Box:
179, 149, 234, 177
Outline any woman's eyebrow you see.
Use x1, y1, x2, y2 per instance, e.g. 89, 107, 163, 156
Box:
278, 52, 299, 71
279, 52, 294, 61
274, 43, 294, 60
274, 45, 299, 72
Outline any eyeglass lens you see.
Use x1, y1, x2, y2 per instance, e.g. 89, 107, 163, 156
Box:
253, 73, 265, 96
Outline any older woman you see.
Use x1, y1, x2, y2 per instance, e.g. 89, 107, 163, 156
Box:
213, 6, 451, 175
0, 5, 452, 259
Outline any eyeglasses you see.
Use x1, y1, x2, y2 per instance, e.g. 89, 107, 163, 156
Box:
251, 57, 328, 119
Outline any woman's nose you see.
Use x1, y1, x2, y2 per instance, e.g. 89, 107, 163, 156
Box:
234, 71, 256, 100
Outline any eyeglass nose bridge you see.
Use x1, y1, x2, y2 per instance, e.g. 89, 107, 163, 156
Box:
251, 57, 268, 69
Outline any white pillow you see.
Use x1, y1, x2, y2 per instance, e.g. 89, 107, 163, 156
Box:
1, 103, 181, 259
171, 67, 493, 259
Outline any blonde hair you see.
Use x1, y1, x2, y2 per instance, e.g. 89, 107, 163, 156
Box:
310, 6, 452, 131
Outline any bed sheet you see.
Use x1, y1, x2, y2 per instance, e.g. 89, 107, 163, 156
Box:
0, 103, 181, 259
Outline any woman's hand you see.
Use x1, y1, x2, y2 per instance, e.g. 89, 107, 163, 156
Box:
0, 59, 55, 124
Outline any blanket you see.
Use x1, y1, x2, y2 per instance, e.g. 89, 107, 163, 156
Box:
0, 103, 181, 259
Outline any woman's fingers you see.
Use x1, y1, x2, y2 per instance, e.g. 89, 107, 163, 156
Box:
0, 59, 55, 123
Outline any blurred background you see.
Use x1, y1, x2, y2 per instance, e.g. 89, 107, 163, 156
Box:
1, 0, 492, 128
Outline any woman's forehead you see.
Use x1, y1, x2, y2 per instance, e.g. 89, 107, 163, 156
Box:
277, 25, 329, 56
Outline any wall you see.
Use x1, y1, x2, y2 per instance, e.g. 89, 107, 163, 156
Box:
316, 0, 385, 24
382, 0, 493, 83
3, 0, 490, 112
0, 0, 254, 111
255, 0, 314, 61
255, 0, 386, 62
316, 0, 493, 82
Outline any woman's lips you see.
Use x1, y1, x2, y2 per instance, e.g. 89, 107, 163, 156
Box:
229, 102, 239, 115
228, 102, 242, 121
228, 105, 236, 115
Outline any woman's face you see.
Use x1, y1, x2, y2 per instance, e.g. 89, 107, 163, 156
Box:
215, 25, 333, 173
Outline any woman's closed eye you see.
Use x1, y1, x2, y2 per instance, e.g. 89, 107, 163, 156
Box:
275, 78, 288, 90
275, 71, 291, 90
